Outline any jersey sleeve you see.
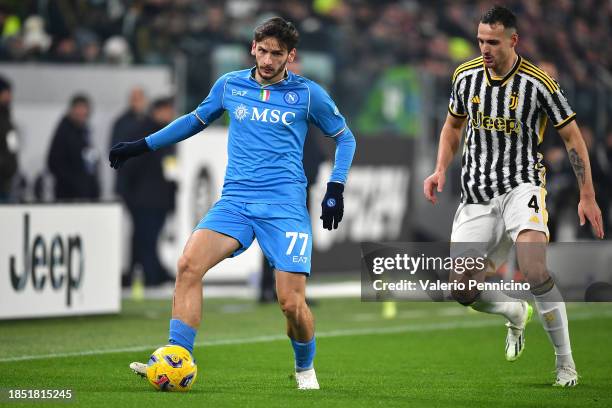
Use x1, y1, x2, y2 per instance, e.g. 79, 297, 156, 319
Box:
307, 82, 347, 137
448, 76, 467, 118
538, 81, 576, 129
193, 74, 229, 125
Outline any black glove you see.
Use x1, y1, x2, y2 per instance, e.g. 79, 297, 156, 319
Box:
320, 182, 344, 230
109, 138, 150, 169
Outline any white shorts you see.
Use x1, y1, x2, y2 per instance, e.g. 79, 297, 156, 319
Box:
450, 183, 549, 270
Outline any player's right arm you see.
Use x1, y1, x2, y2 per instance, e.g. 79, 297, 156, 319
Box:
109, 74, 228, 169
424, 69, 468, 204
423, 114, 466, 204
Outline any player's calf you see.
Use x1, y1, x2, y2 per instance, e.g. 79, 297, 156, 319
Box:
276, 270, 318, 389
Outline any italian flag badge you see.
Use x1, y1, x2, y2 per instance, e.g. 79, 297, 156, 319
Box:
260, 89, 271, 102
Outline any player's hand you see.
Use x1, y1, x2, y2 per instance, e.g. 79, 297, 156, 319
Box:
423, 171, 445, 204
109, 138, 150, 169
578, 196, 604, 239
320, 182, 344, 230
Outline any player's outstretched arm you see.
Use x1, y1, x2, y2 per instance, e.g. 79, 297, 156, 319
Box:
424, 113, 465, 204
320, 128, 356, 230
557, 121, 604, 239
109, 113, 206, 169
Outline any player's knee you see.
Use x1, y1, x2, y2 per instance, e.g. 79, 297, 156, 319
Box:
278, 294, 305, 320
451, 288, 480, 306
177, 254, 207, 282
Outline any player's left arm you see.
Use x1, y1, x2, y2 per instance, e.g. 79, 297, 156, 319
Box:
539, 77, 604, 239
319, 128, 356, 230
558, 121, 604, 238
308, 82, 356, 230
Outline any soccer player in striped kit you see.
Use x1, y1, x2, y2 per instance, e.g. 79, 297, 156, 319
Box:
424, 6, 604, 387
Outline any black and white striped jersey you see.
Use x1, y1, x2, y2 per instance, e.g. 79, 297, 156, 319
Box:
448, 55, 576, 204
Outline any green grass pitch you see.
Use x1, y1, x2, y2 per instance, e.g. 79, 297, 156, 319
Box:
1, 299, 611, 407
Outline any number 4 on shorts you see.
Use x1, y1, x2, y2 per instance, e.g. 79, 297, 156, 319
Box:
528, 195, 539, 213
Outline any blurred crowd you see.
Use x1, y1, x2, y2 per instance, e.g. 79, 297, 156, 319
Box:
0, 0, 611, 242
1, 1, 610, 111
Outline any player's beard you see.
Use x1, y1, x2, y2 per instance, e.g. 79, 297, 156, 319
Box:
256, 58, 288, 82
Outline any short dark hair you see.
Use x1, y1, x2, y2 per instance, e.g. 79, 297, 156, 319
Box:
253, 17, 299, 51
151, 97, 174, 111
480, 6, 517, 30
70, 93, 90, 107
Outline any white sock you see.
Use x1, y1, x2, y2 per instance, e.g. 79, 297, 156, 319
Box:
532, 281, 574, 368
470, 290, 523, 324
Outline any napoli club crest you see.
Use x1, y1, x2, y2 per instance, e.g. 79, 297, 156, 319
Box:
284, 91, 299, 105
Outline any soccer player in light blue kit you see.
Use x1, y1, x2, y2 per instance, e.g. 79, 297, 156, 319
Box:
109, 17, 356, 390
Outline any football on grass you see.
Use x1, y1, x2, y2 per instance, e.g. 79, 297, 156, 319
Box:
146, 345, 197, 392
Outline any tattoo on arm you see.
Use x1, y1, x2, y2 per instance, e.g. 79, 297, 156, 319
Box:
568, 148, 585, 185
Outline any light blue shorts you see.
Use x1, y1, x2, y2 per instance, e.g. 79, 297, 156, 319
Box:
196, 198, 312, 274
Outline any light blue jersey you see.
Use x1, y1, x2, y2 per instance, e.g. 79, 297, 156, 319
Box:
144, 67, 356, 273
193, 68, 348, 205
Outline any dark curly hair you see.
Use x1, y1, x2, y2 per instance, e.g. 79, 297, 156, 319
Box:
253, 17, 299, 51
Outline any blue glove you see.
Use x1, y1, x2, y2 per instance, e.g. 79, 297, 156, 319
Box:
320, 182, 344, 230
109, 138, 150, 169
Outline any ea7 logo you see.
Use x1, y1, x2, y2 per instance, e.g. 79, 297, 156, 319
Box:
232, 89, 247, 96
292, 256, 309, 263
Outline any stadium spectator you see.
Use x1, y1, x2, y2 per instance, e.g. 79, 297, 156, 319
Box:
0, 75, 18, 202
76, 28, 101, 63
21, 15, 52, 60
110, 87, 149, 286
118, 97, 176, 287
103, 35, 132, 65
111, 87, 149, 197
48, 36, 81, 63
47, 94, 100, 201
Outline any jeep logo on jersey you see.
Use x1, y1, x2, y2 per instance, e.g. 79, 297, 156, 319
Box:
471, 111, 521, 135
251, 107, 296, 125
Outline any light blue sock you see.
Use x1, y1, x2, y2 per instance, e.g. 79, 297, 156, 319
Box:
291, 336, 316, 372
168, 319, 197, 354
